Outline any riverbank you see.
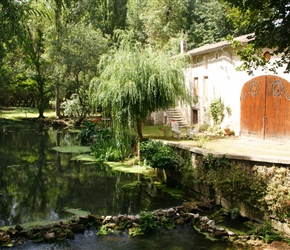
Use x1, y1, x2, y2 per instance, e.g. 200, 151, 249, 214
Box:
0, 203, 279, 249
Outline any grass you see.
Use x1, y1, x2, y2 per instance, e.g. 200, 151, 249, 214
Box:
142, 125, 189, 141
0, 107, 56, 120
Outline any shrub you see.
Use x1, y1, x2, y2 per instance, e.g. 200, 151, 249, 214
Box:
140, 139, 183, 169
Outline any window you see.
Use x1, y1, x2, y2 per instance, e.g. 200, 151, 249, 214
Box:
192, 109, 198, 124
203, 76, 209, 102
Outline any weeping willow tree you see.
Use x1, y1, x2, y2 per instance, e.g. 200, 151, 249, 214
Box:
91, 41, 190, 144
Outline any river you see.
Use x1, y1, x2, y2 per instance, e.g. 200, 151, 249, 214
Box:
0, 120, 247, 249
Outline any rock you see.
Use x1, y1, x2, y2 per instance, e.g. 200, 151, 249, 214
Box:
44, 232, 55, 242
212, 230, 228, 239
67, 229, 75, 239
226, 229, 235, 236
78, 215, 88, 224
175, 218, 185, 225
69, 222, 85, 233
127, 215, 137, 222
15, 224, 24, 232
175, 206, 185, 213
106, 223, 116, 229
112, 216, 120, 224
30, 232, 43, 241
19, 229, 28, 237
165, 208, 176, 217
153, 209, 164, 217
0, 234, 10, 243
102, 216, 112, 224
183, 201, 200, 212
206, 220, 215, 227
7, 227, 18, 236
57, 232, 67, 240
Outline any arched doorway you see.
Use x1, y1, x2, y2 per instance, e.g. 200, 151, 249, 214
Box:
240, 75, 290, 141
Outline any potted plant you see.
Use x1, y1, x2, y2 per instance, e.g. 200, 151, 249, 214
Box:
224, 126, 231, 135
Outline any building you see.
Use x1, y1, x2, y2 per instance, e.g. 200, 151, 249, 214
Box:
169, 34, 290, 141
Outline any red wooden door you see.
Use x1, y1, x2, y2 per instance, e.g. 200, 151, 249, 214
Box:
240, 78, 265, 139
240, 75, 290, 141
265, 75, 290, 140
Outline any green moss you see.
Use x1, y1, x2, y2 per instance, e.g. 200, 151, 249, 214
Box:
63, 208, 90, 217
155, 184, 185, 199
121, 181, 145, 189
51, 146, 91, 154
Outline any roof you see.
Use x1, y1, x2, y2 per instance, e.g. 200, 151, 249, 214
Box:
186, 34, 254, 57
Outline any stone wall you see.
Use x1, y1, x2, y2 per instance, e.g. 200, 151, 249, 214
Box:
166, 143, 290, 235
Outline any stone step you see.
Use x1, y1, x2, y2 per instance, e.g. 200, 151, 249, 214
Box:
166, 108, 190, 128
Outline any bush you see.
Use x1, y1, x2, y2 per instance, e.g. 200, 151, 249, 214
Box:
140, 139, 183, 169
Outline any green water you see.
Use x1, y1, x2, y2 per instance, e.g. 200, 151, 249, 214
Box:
0, 120, 249, 249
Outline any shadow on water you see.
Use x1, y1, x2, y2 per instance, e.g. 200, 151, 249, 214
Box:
0, 121, 249, 249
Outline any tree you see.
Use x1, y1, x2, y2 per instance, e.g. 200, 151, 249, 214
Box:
224, 0, 290, 73
140, 0, 189, 46
92, 40, 190, 143
188, 0, 236, 48
55, 22, 108, 125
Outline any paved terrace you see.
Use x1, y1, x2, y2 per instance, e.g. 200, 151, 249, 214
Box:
169, 136, 290, 165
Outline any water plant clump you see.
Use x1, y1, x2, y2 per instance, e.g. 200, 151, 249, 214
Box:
77, 120, 137, 162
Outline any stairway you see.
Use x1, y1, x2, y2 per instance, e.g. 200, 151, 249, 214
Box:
166, 108, 190, 128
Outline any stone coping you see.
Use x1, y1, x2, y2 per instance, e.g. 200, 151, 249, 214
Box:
166, 142, 290, 165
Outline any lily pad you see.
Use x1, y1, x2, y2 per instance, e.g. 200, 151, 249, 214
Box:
121, 180, 145, 189
51, 146, 90, 154
71, 154, 97, 161
106, 162, 153, 174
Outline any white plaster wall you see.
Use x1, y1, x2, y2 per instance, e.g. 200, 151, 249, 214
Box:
182, 49, 290, 135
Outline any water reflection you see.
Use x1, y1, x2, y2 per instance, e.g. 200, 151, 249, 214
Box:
0, 121, 182, 227
0, 121, 249, 250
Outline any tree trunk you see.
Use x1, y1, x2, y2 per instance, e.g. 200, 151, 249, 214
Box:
136, 119, 143, 158
136, 119, 143, 142
55, 81, 61, 118
37, 80, 45, 119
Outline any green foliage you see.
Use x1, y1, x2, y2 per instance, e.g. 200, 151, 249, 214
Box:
97, 225, 109, 235
92, 41, 190, 141
196, 135, 208, 148
188, 0, 236, 48
140, 139, 183, 169
224, 0, 290, 73
261, 168, 290, 221
199, 155, 266, 205
177, 150, 195, 187
160, 217, 175, 230
209, 97, 225, 126
230, 207, 240, 220
138, 211, 157, 234
253, 222, 283, 243
202, 154, 231, 171
90, 131, 135, 162
77, 120, 136, 162
77, 121, 106, 145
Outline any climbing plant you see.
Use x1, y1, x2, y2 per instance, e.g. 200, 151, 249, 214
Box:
209, 97, 225, 125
